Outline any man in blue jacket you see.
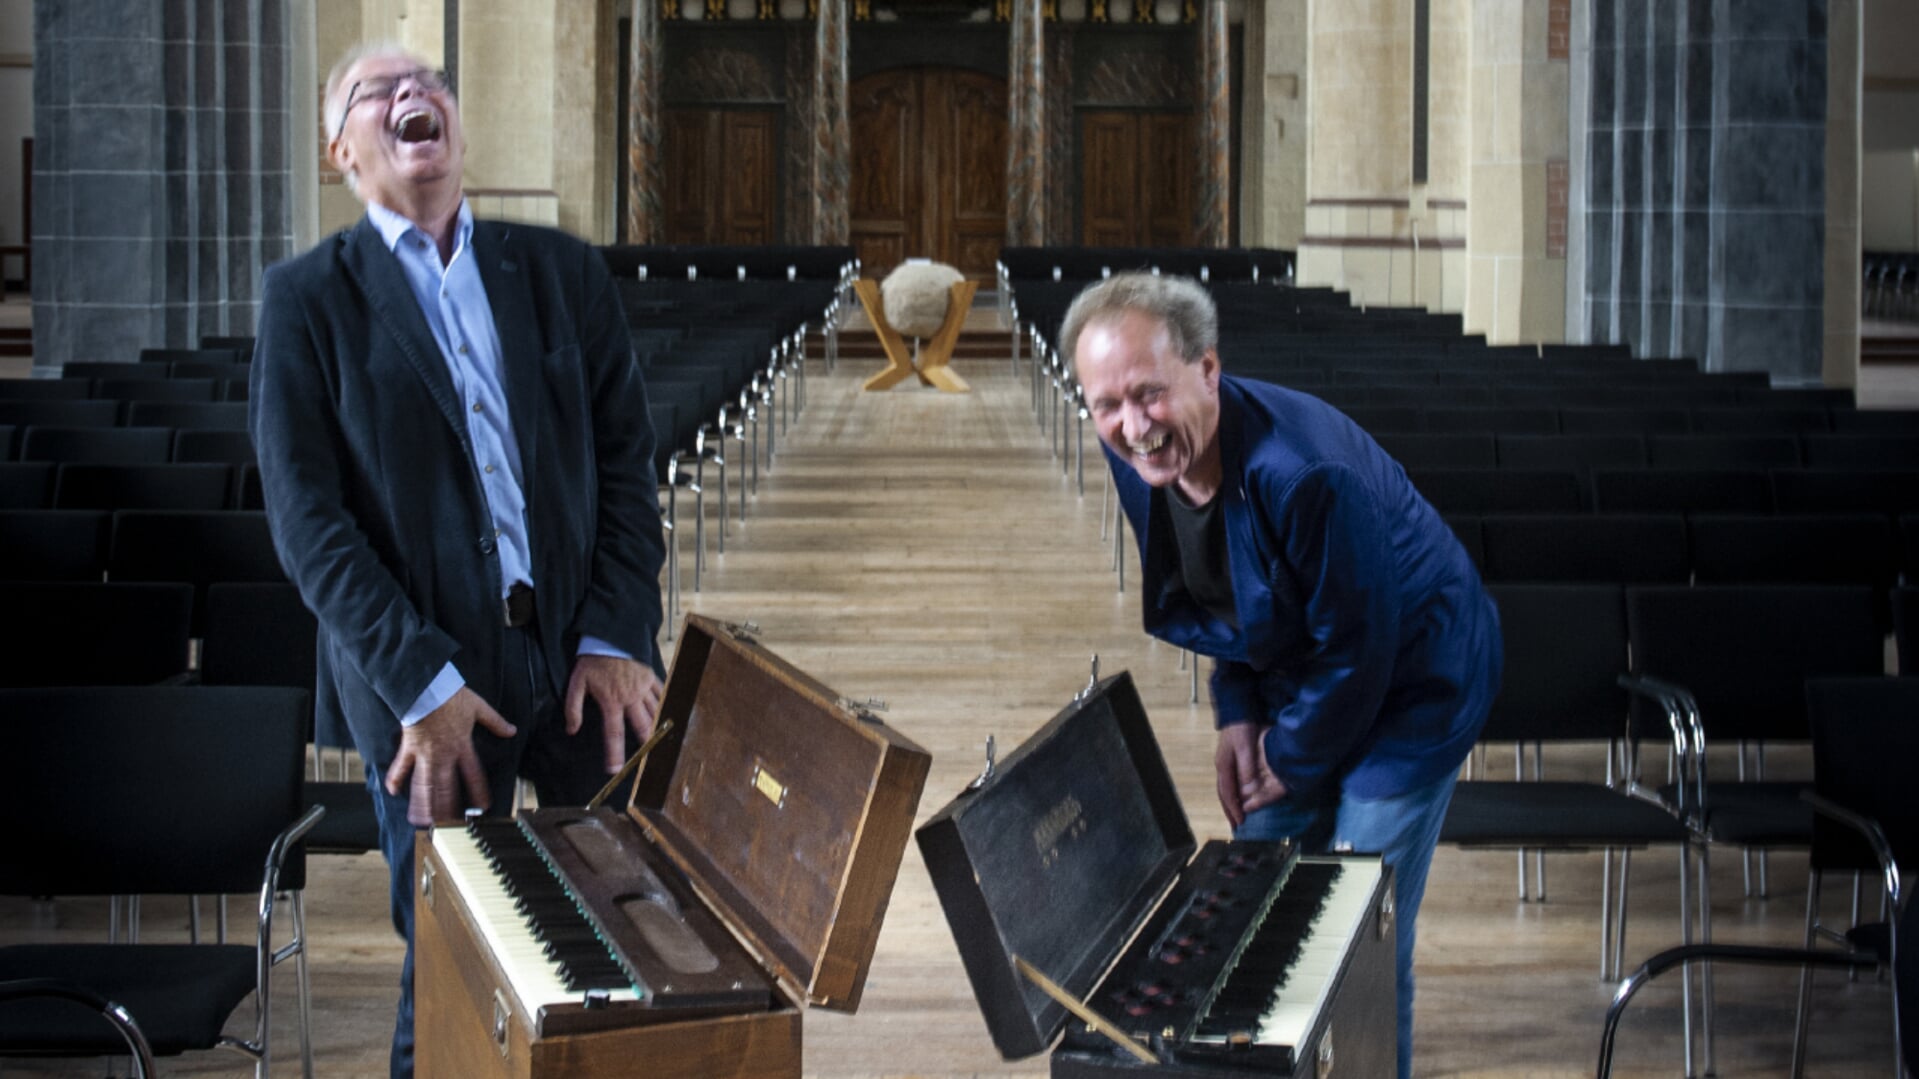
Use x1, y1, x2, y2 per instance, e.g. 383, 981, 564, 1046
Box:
251, 42, 666, 1078
1065, 273, 1501, 1079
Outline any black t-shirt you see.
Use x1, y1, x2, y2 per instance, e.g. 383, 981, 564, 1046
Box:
1163, 487, 1238, 628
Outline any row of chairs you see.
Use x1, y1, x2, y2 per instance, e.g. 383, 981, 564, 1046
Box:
1335, 403, 1890, 436
0, 462, 259, 511
1381, 431, 1919, 471
1405, 466, 1919, 516
1445, 512, 1918, 595
998, 245, 1297, 285
1448, 582, 1914, 1075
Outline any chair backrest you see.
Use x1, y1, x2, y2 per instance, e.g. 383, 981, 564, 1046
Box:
0, 510, 113, 581
1481, 584, 1630, 742
1772, 470, 1919, 515
1592, 468, 1773, 514
1626, 585, 1884, 742
200, 582, 317, 691
1644, 434, 1802, 470
51, 463, 232, 511
1804, 678, 1919, 883
20, 426, 174, 466
0, 686, 308, 897
1689, 514, 1899, 593
107, 511, 285, 630
125, 401, 248, 432
1407, 469, 1583, 514
0, 463, 54, 509
0, 581, 193, 687
171, 428, 256, 466
1481, 515, 1689, 583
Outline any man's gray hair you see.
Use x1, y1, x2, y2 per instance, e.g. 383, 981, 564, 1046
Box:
1059, 272, 1220, 367
323, 40, 421, 195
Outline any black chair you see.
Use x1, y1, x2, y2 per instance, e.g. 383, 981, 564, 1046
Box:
1374, 433, 1497, 470
20, 426, 174, 465
1497, 435, 1647, 508
137, 346, 245, 367
1559, 407, 1693, 436
202, 582, 379, 855
1480, 515, 1689, 583
1689, 515, 1900, 626
1592, 468, 1773, 514
1620, 585, 1887, 1076
0, 380, 89, 400
0, 687, 321, 1078
1598, 678, 1918, 1078
0, 509, 113, 581
0, 979, 156, 1078
1691, 406, 1832, 435
0, 581, 193, 687
52, 464, 232, 511
1830, 409, 1919, 435
62, 362, 162, 381
1406, 469, 1583, 514
125, 401, 249, 432
1772, 470, 1919, 515
1800, 435, 1919, 470
107, 511, 285, 632
172, 428, 257, 466
1422, 407, 1559, 435
0, 400, 119, 429
1644, 434, 1802, 470
89, 378, 219, 404
0, 463, 54, 509
1440, 585, 1693, 985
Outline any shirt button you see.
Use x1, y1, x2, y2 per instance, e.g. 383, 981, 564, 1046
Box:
472, 402, 483, 414
458, 343, 469, 354
484, 464, 495, 474
478, 537, 495, 555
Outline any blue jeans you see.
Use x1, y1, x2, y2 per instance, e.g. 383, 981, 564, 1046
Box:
1236, 771, 1459, 1079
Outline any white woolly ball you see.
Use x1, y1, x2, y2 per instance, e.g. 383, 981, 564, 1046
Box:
880, 261, 965, 338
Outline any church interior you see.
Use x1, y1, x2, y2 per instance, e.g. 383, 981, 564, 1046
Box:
3, 0, 1919, 1075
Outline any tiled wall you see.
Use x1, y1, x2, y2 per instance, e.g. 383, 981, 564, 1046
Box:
34, 0, 293, 370
1585, 0, 1828, 380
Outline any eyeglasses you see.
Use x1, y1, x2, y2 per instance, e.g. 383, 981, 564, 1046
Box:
335, 68, 453, 138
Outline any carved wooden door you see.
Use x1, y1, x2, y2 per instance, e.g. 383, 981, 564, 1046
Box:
1079, 110, 1194, 247
849, 67, 1006, 281
662, 107, 779, 245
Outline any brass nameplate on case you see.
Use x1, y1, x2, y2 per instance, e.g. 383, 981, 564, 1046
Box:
751, 764, 788, 809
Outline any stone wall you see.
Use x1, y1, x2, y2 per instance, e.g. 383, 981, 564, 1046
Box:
1584, 0, 1829, 380
34, 0, 292, 369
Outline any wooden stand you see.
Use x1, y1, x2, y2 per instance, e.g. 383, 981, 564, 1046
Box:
854, 279, 975, 394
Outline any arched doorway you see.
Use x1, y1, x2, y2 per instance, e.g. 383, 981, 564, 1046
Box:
849, 67, 1006, 282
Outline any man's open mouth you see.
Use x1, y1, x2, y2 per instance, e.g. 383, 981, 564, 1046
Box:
394, 108, 441, 144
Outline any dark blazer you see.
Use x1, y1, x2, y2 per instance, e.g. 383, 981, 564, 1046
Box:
249, 216, 665, 771
1109, 375, 1501, 804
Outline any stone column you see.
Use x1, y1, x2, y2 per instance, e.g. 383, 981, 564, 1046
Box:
625, 0, 664, 242
1585, 0, 1829, 379
1196, 0, 1229, 246
811, 0, 849, 244
33, 0, 293, 371
1006, 0, 1044, 247
1824, 0, 1861, 388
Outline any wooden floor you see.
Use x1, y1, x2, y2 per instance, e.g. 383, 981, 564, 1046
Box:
0, 327, 1901, 1077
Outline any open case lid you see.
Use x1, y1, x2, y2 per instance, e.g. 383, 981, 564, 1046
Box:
913, 671, 1195, 1059
629, 615, 931, 1012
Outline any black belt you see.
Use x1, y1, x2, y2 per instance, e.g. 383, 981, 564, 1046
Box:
504, 583, 535, 628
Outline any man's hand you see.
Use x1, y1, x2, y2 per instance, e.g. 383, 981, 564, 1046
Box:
385, 687, 518, 826
565, 655, 665, 773
1215, 723, 1287, 828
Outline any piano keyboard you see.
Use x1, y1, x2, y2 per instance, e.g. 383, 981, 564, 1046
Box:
431, 821, 645, 1012
1190, 857, 1384, 1050
1063, 843, 1388, 1073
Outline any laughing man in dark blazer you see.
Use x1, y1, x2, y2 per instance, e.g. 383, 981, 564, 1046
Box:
249, 42, 667, 1079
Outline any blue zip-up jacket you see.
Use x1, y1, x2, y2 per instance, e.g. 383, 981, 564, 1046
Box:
1109, 375, 1502, 804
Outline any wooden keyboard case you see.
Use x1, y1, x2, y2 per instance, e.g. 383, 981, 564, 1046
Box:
417, 615, 932, 1078
915, 672, 1393, 1077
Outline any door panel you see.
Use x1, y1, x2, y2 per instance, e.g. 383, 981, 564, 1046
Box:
662, 107, 780, 246
1079, 110, 1195, 248
850, 67, 1006, 282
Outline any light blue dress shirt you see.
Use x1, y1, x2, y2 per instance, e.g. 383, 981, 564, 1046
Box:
365, 201, 629, 726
